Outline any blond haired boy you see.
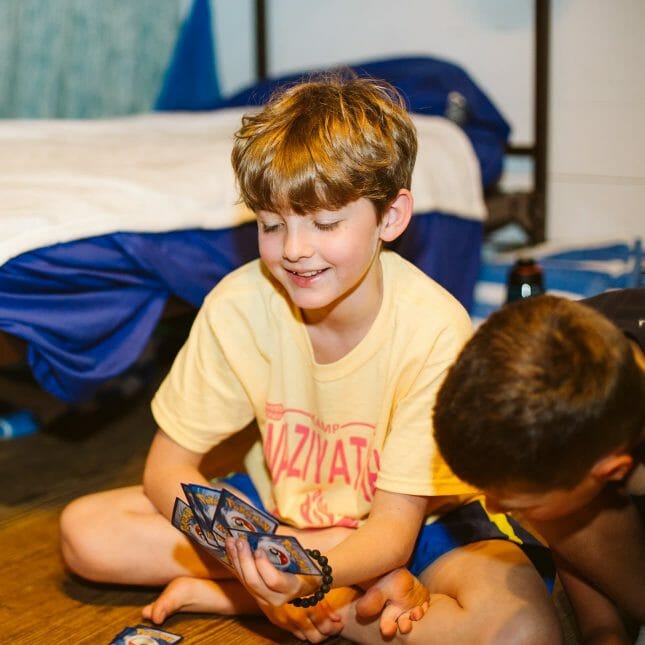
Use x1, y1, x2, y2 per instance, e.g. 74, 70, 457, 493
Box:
60, 75, 561, 643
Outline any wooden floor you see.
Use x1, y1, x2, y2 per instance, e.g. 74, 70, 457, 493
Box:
0, 328, 315, 644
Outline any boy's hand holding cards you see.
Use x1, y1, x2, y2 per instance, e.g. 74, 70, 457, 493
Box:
229, 529, 322, 575
173, 484, 321, 576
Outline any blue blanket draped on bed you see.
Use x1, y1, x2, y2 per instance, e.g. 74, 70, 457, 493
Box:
0, 212, 481, 402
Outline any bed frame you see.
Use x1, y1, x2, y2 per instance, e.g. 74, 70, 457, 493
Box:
253, 0, 550, 245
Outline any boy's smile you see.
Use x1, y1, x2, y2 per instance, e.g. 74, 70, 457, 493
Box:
257, 198, 386, 322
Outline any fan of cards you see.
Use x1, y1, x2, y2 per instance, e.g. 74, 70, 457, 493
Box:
172, 483, 322, 576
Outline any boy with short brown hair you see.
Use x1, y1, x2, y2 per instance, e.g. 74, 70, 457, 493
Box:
433, 291, 645, 642
60, 74, 561, 643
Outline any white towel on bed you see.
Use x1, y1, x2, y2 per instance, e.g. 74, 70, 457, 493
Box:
0, 109, 486, 266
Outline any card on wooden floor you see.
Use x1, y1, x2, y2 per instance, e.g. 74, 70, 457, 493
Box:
212, 488, 279, 538
109, 623, 182, 644
171, 498, 230, 565
181, 483, 226, 547
230, 529, 321, 575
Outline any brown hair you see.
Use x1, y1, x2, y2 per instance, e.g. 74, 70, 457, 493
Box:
434, 295, 645, 490
231, 71, 417, 221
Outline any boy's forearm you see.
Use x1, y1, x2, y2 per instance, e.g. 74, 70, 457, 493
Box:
556, 561, 632, 645
142, 428, 208, 519
321, 490, 427, 589
324, 524, 413, 588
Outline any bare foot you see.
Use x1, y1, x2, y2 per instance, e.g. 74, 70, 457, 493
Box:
356, 568, 429, 637
142, 576, 259, 624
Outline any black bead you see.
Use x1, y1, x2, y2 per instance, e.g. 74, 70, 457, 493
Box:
288, 547, 333, 608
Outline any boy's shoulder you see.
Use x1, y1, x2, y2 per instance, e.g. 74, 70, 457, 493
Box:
382, 252, 470, 315
381, 252, 473, 355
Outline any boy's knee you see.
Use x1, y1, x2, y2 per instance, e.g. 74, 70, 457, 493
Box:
59, 495, 104, 579
487, 602, 563, 645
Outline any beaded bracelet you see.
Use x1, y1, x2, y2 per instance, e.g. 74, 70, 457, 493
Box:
288, 549, 333, 608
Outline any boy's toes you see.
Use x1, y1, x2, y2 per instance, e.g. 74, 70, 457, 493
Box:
142, 598, 169, 625
142, 578, 190, 624
355, 586, 387, 618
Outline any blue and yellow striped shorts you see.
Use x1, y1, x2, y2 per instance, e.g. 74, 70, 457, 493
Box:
408, 500, 555, 591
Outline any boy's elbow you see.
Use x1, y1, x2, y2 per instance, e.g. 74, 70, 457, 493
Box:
141, 461, 155, 498
141, 457, 166, 510
385, 539, 417, 570
396, 545, 416, 569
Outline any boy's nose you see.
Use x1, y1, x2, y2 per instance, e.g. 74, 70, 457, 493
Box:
282, 228, 313, 261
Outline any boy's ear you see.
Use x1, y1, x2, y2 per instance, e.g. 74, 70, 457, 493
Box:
590, 453, 634, 482
379, 189, 413, 243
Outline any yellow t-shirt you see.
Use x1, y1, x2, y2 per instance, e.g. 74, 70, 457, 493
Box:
152, 251, 475, 529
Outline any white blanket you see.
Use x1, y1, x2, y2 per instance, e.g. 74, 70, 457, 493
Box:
0, 109, 486, 266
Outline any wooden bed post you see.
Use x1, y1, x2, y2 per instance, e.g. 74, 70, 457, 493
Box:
533, 0, 550, 243
485, 0, 550, 245
255, 0, 267, 80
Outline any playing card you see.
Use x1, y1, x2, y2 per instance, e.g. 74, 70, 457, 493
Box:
181, 483, 226, 547
109, 623, 182, 644
171, 498, 230, 566
212, 488, 279, 538
230, 530, 322, 575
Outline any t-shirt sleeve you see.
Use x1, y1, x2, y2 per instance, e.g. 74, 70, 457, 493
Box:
377, 307, 476, 497
151, 292, 256, 454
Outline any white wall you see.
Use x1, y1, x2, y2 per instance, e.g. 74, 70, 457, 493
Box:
213, 0, 645, 243
267, 0, 535, 145
547, 0, 644, 241
212, 0, 256, 98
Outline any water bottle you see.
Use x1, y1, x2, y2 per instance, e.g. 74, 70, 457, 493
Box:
444, 91, 469, 126
506, 257, 545, 304
0, 410, 40, 439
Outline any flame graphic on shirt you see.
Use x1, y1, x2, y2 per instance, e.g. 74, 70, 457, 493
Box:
300, 489, 335, 526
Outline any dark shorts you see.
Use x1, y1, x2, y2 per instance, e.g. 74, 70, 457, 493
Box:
408, 500, 555, 591
219, 473, 555, 592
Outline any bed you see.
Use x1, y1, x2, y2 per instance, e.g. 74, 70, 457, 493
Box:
0, 98, 489, 403
0, 1, 516, 406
